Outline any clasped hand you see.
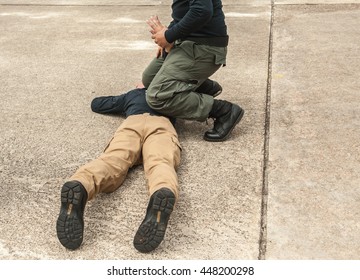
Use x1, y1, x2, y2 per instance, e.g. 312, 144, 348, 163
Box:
146, 15, 174, 57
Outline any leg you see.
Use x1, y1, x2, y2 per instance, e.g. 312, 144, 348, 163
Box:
147, 41, 244, 141
142, 56, 164, 88
56, 117, 143, 250
196, 78, 223, 97
133, 116, 180, 253
143, 45, 222, 96
142, 118, 180, 199
70, 121, 142, 200
146, 41, 224, 121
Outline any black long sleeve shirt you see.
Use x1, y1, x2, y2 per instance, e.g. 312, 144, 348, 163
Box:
165, 0, 228, 46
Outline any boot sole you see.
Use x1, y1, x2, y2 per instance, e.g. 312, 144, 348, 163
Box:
56, 183, 86, 250
204, 107, 245, 142
133, 189, 175, 253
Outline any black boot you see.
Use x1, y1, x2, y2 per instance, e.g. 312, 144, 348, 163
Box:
133, 188, 175, 253
204, 100, 244, 142
196, 79, 222, 97
56, 181, 88, 250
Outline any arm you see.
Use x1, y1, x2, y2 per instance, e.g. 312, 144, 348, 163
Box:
91, 94, 126, 115
167, 20, 175, 29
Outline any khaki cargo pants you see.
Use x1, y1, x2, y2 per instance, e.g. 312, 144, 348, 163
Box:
143, 40, 227, 121
70, 114, 181, 201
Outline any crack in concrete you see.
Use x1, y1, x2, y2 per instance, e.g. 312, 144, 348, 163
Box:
258, 0, 275, 260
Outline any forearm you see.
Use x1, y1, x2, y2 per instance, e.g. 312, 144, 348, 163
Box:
91, 95, 126, 115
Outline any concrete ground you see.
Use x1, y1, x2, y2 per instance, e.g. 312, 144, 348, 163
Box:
0, 0, 359, 260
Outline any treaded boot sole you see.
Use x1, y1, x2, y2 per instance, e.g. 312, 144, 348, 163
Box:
56, 182, 86, 250
133, 188, 175, 253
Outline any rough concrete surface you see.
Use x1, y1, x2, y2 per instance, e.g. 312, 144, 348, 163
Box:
0, 0, 359, 261
267, 3, 360, 259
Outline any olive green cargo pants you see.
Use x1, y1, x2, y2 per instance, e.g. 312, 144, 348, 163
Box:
143, 41, 227, 121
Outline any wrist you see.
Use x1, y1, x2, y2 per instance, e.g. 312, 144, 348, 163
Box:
164, 29, 174, 44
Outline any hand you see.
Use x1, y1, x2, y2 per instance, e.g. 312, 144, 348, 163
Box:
147, 15, 165, 34
151, 27, 168, 48
147, 15, 174, 56
156, 44, 175, 58
135, 82, 145, 89
151, 28, 174, 53
156, 46, 163, 58
147, 16, 173, 49
164, 43, 174, 53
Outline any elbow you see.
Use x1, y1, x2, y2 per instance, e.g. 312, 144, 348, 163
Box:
91, 97, 109, 113
90, 98, 101, 112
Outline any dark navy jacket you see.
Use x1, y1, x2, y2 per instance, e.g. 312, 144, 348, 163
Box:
91, 88, 176, 125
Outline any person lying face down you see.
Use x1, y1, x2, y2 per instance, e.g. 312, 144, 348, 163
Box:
56, 87, 180, 253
